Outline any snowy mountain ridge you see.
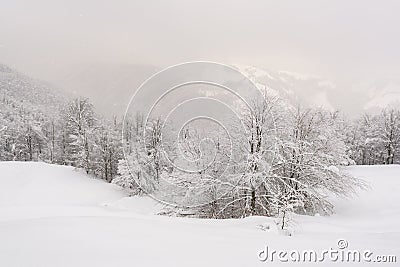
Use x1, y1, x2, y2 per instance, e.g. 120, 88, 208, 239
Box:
0, 63, 68, 114
237, 65, 400, 114
235, 65, 336, 111
364, 79, 400, 112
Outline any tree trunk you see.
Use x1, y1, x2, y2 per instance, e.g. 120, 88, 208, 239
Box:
251, 189, 256, 215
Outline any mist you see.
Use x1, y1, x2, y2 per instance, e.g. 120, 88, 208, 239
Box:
1, 0, 400, 115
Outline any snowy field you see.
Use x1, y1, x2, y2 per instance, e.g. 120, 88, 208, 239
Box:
0, 162, 399, 266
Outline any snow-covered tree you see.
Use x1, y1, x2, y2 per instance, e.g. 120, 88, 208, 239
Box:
112, 157, 141, 195
345, 108, 400, 165
63, 98, 96, 173
93, 124, 122, 182
184, 95, 365, 223
378, 108, 400, 164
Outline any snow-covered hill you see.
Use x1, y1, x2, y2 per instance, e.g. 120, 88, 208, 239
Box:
0, 63, 69, 143
0, 63, 67, 118
0, 63, 71, 161
236, 65, 336, 111
0, 162, 399, 266
363, 79, 400, 112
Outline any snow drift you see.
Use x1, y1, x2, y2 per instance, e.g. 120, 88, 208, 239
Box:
0, 162, 399, 266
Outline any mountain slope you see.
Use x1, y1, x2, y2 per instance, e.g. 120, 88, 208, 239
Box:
0, 63, 67, 118
363, 79, 400, 112
0, 63, 69, 161
237, 65, 336, 111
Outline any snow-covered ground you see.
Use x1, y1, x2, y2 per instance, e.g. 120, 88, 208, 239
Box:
0, 162, 399, 266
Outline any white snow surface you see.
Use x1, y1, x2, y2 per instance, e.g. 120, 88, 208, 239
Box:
0, 162, 399, 266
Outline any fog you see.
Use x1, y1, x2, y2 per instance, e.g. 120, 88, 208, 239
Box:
1, 0, 400, 114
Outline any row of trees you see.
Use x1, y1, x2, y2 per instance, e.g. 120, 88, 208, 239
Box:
0, 97, 122, 182
346, 108, 400, 165
1, 90, 399, 226
115, 94, 371, 226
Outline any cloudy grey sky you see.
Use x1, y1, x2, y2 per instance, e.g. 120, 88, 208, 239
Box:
1, 0, 400, 113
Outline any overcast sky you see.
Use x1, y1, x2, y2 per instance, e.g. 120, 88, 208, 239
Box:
1, 0, 400, 108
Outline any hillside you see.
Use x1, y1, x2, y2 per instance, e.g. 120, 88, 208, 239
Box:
237, 65, 337, 111
0, 63, 67, 118
0, 162, 398, 266
0, 62, 68, 137
0, 63, 70, 161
